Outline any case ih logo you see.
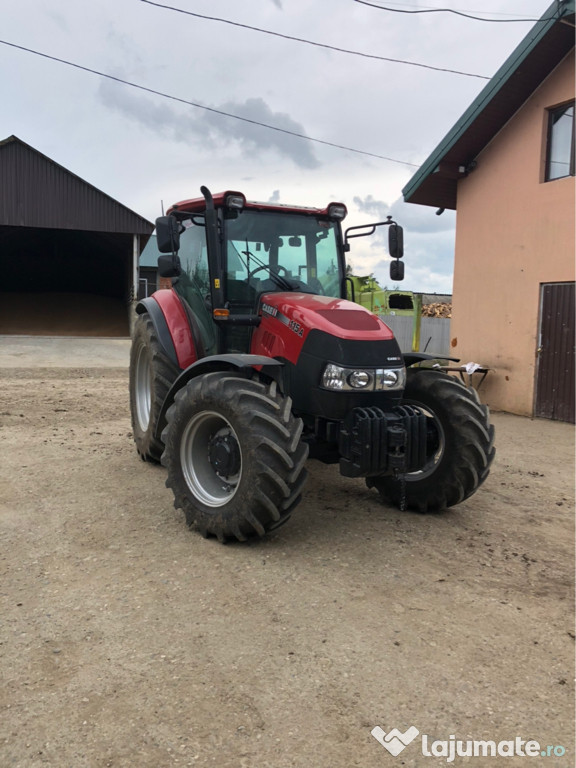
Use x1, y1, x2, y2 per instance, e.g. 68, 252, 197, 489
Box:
261, 303, 278, 317
261, 304, 304, 337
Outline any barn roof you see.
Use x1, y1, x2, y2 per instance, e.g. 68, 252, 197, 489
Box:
139, 234, 161, 267
402, 0, 575, 210
0, 135, 154, 235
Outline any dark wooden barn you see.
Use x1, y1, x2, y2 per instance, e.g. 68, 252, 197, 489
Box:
0, 135, 154, 336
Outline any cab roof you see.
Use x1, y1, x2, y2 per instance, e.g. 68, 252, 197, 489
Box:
168, 190, 346, 218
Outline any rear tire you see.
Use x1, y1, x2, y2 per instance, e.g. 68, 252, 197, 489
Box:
367, 369, 495, 512
129, 313, 180, 462
162, 372, 308, 542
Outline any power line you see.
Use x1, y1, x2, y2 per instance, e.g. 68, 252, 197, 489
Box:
354, 0, 555, 23
363, 0, 546, 17
140, 0, 489, 80
0, 38, 419, 167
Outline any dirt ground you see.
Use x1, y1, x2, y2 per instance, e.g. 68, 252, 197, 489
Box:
0, 363, 574, 768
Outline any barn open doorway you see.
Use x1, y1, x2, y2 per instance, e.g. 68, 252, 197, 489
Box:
0, 226, 133, 336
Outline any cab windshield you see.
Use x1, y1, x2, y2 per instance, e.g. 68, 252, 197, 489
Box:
225, 210, 343, 299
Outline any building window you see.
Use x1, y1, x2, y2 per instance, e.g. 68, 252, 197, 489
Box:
545, 101, 575, 181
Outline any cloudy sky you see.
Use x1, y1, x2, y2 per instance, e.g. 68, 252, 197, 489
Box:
1, 0, 554, 292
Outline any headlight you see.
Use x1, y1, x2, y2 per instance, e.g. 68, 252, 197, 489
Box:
348, 370, 372, 389
376, 369, 398, 388
375, 367, 406, 391
327, 203, 347, 221
225, 193, 245, 210
321, 364, 405, 392
322, 364, 346, 390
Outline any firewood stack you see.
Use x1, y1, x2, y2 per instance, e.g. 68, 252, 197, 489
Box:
422, 302, 452, 318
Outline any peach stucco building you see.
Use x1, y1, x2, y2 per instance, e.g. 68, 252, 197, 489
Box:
403, 0, 575, 422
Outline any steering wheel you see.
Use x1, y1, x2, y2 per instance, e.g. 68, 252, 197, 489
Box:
308, 278, 325, 296
247, 264, 289, 282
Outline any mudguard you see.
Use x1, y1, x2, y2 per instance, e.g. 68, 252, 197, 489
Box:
136, 291, 199, 369
136, 297, 179, 367
403, 352, 460, 367
155, 354, 285, 440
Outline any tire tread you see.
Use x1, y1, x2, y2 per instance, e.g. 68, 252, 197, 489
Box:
369, 369, 495, 512
162, 372, 308, 541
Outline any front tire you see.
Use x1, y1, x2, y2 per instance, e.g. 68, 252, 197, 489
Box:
162, 372, 308, 541
367, 369, 495, 512
129, 313, 180, 462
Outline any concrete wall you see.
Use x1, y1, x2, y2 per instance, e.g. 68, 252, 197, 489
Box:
451, 49, 575, 416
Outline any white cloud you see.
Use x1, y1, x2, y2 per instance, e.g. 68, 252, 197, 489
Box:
98, 81, 320, 169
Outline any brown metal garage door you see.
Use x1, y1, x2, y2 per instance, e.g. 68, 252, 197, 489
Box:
535, 282, 575, 423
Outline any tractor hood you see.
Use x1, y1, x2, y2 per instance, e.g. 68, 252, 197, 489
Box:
253, 292, 396, 366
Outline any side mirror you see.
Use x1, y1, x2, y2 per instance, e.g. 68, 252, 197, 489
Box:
158, 252, 181, 278
390, 259, 405, 281
388, 224, 404, 260
156, 215, 182, 254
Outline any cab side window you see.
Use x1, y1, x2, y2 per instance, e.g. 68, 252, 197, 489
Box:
179, 222, 210, 294
174, 221, 217, 355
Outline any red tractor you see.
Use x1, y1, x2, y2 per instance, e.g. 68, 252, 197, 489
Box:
130, 187, 494, 541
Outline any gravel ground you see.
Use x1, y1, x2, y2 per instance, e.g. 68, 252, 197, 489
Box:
0, 363, 574, 768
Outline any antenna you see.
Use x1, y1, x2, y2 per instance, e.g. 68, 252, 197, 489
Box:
161, 199, 165, 215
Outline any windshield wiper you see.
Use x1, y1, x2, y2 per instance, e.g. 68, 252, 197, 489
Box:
235, 241, 294, 291
256, 264, 294, 291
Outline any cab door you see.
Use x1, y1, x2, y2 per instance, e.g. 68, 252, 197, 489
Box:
173, 220, 218, 358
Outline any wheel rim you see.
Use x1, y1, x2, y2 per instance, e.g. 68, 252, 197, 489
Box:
180, 411, 242, 507
134, 342, 152, 432
404, 402, 445, 481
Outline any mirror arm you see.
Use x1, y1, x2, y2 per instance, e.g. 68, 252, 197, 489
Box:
345, 276, 356, 302
343, 217, 396, 248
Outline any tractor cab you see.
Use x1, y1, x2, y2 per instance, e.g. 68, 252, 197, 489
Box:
155, 188, 349, 354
